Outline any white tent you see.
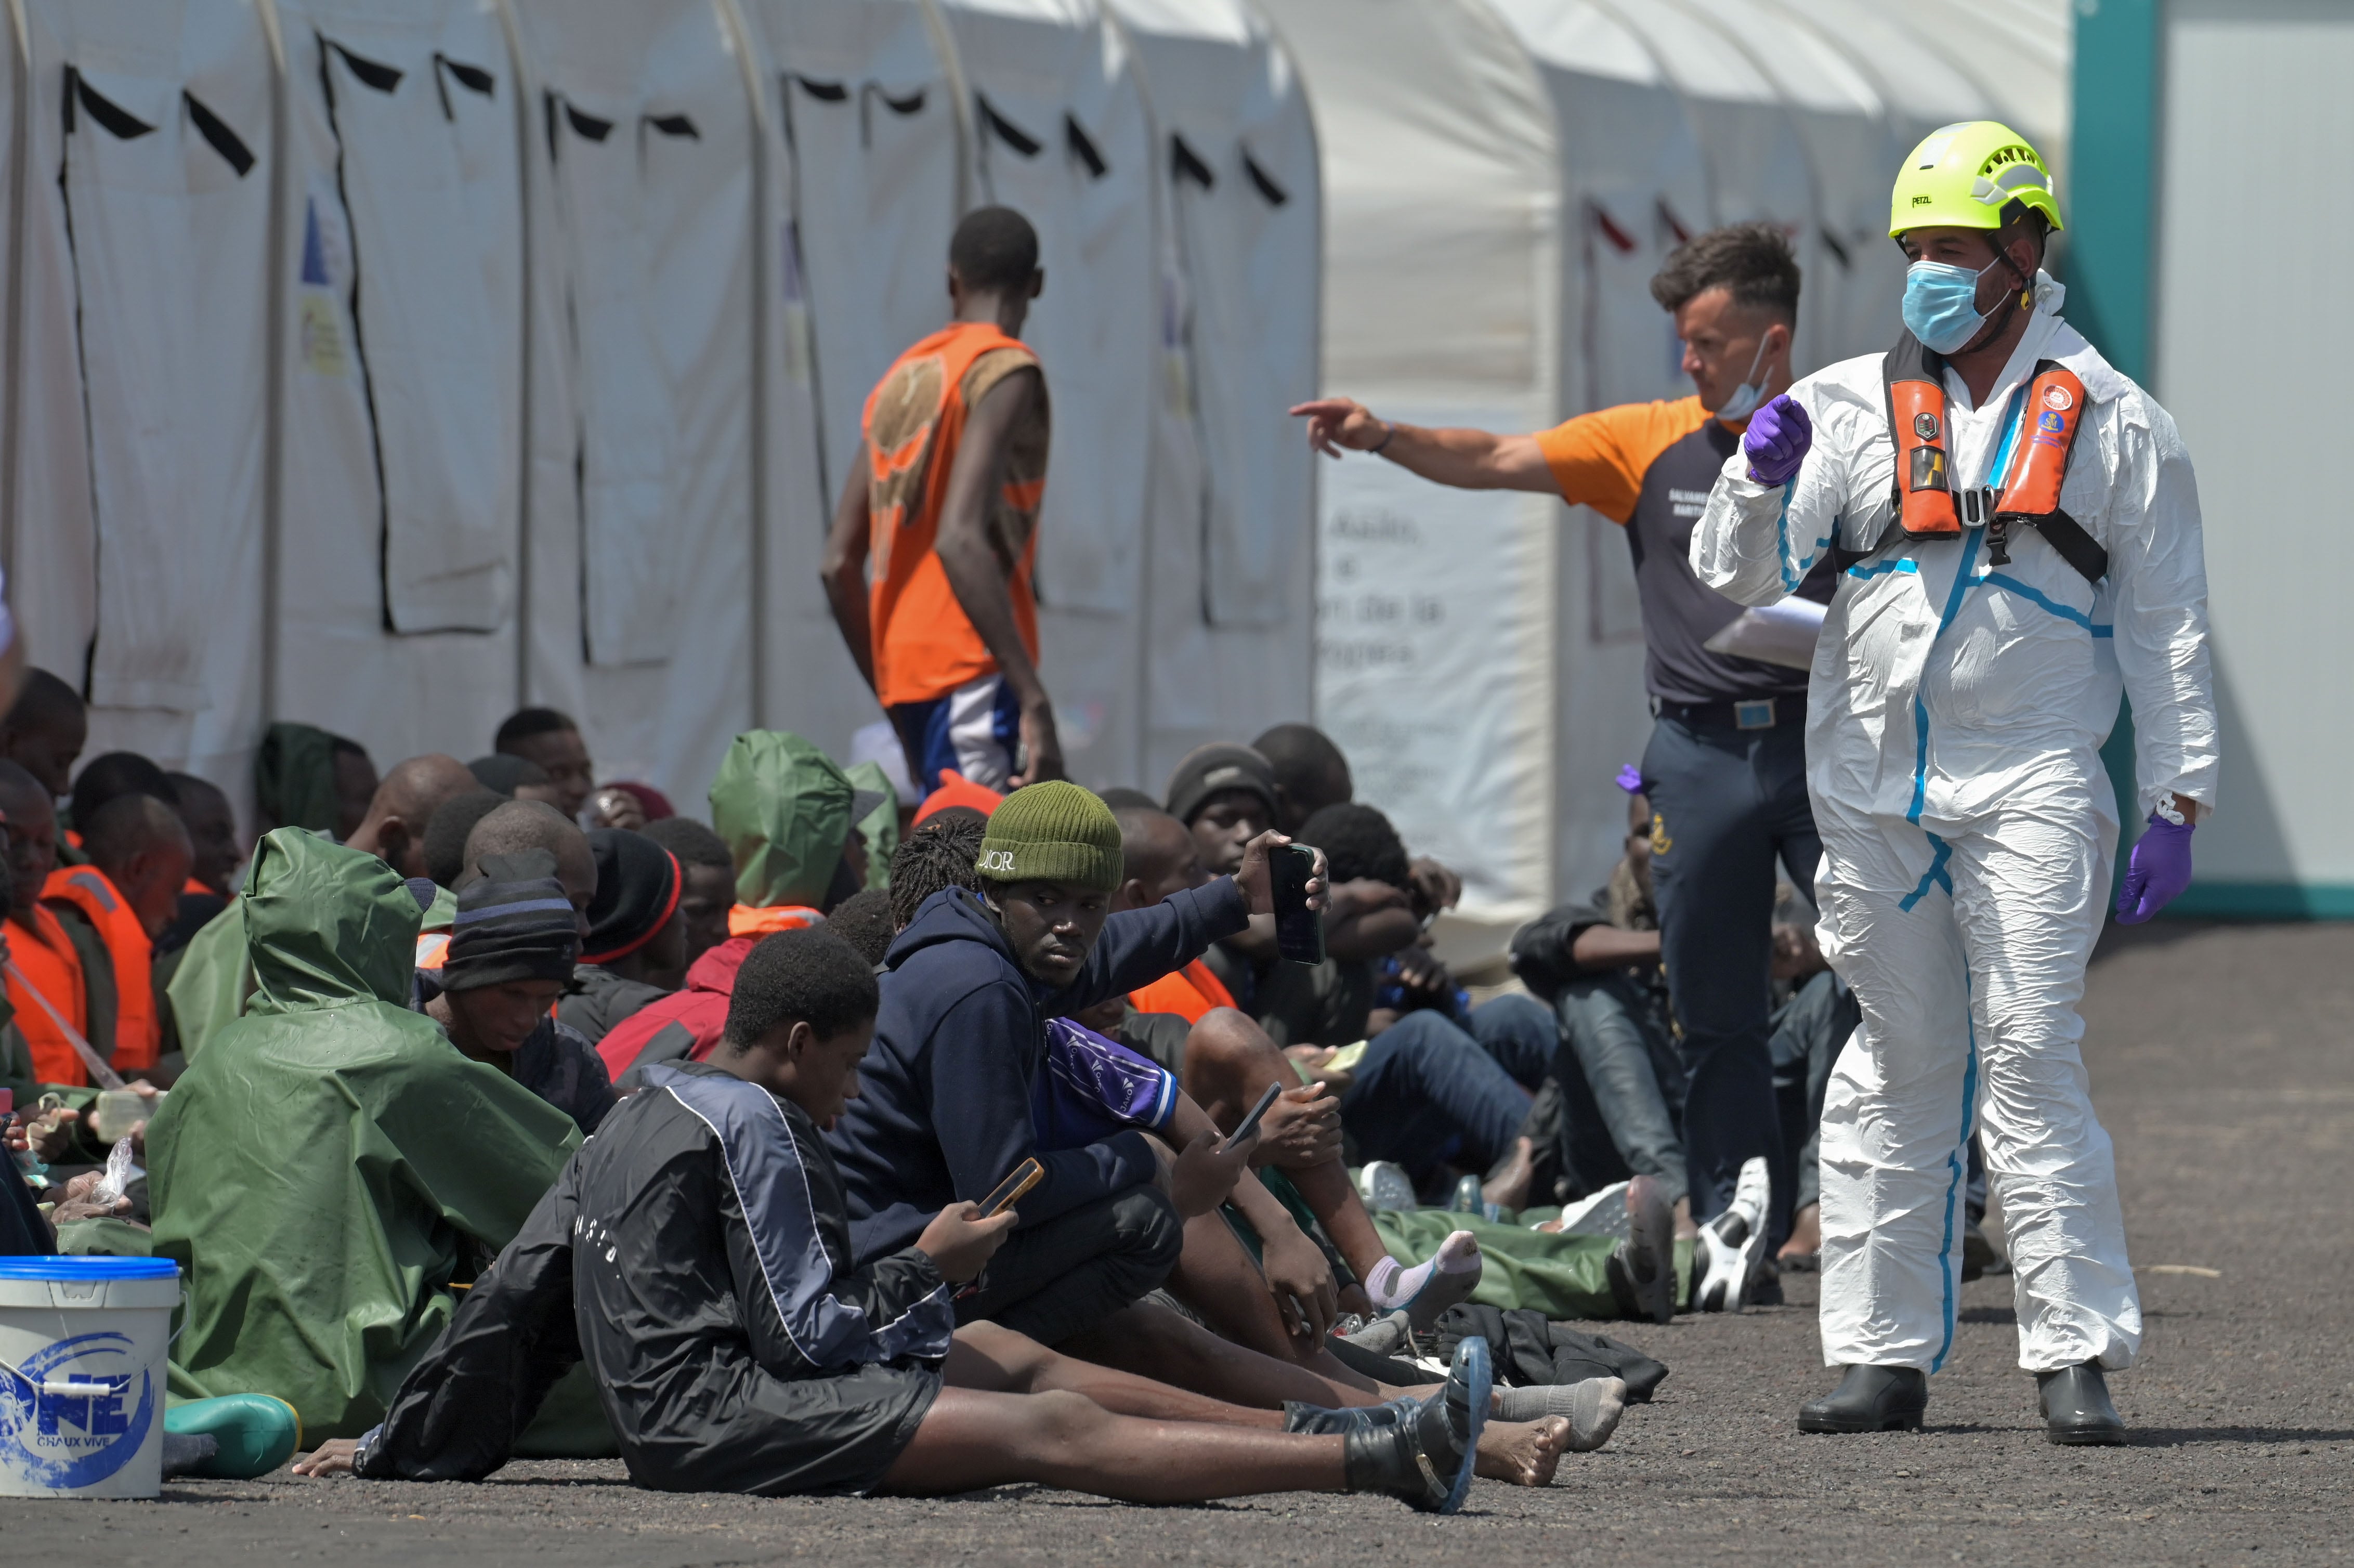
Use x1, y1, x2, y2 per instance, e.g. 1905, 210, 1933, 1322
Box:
740, 0, 972, 770
1255, 0, 1563, 943
747, 0, 965, 504
1483, 0, 1717, 908
1586, 2, 1825, 368
1676, 0, 1903, 367
1887, 0, 2071, 179
932, 0, 1157, 790
1100, 0, 1318, 791
509, 0, 772, 807
10, 0, 273, 788
269, 0, 524, 769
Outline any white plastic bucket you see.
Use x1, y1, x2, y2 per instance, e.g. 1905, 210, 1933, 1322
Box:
0, 1257, 181, 1497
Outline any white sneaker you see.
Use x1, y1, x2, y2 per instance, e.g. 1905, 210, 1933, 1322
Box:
1357, 1161, 1418, 1213
1693, 1157, 1772, 1313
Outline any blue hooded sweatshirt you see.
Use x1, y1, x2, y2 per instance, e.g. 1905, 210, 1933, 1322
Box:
829, 877, 1249, 1261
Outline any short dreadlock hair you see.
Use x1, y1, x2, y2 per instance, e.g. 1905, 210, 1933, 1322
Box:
888, 814, 990, 930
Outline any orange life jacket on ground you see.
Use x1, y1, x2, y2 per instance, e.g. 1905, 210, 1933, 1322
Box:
1129, 958, 1238, 1025
43, 865, 158, 1075
6, 906, 92, 1087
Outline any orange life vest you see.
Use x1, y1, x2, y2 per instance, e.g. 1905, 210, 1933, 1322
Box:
862, 321, 1045, 708
1874, 330, 2106, 583
6, 906, 92, 1087
43, 865, 159, 1075
726, 904, 825, 940
1130, 958, 1238, 1025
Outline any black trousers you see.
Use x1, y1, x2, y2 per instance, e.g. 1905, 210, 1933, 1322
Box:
1640, 707, 1821, 1238
953, 1182, 1183, 1347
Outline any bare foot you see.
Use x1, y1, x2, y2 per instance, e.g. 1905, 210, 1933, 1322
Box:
1672, 1195, 1700, 1242
290, 1439, 359, 1478
1475, 1415, 1571, 1486
1482, 1136, 1535, 1210
1778, 1201, 1821, 1264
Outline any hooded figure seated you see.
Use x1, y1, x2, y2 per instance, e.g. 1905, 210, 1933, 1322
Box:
146, 830, 597, 1445
596, 732, 886, 1081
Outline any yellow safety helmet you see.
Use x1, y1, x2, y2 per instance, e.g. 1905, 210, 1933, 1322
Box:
1888, 120, 2063, 238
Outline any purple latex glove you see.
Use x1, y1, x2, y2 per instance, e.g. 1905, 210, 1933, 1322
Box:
1743, 393, 1812, 485
1615, 764, 1644, 794
2114, 816, 2194, 925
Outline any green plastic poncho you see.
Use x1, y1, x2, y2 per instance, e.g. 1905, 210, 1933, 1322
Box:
254, 721, 345, 834
844, 760, 900, 891
148, 830, 584, 1440
164, 867, 455, 1064
710, 730, 854, 909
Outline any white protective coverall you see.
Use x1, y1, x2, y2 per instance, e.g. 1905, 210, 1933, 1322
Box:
1690, 277, 2217, 1374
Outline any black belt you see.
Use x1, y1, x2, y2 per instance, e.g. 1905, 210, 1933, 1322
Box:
1653, 694, 1805, 731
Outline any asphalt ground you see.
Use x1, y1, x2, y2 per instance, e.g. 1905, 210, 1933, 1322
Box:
5, 918, 2349, 1565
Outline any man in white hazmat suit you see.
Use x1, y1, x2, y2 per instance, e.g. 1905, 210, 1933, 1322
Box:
1690, 121, 2216, 1444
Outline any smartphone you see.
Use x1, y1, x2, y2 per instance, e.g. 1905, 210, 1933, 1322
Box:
1221, 1081, 1285, 1153
979, 1157, 1044, 1218
1272, 843, 1324, 966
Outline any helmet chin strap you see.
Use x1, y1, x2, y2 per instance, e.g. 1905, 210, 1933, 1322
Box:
1953, 236, 2037, 359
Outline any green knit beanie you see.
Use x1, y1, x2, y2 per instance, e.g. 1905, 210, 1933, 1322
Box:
975, 781, 1123, 891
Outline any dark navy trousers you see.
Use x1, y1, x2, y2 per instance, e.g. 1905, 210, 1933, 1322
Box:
1640, 706, 1821, 1238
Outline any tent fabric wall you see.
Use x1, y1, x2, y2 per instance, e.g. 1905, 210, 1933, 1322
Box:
748, 0, 964, 506
1106, 0, 1314, 634
270, 0, 520, 770
312, 18, 517, 634
512, 0, 759, 807
1484, 0, 1710, 908
733, 2, 874, 765
1102, 0, 1316, 789
1590, 2, 1824, 370
12, 0, 272, 786
934, 0, 1155, 791
1259, 0, 1561, 940
1678, 0, 1900, 368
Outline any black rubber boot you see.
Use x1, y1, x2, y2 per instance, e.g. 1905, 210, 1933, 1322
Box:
1797, 1365, 1928, 1433
1605, 1174, 1677, 1325
1284, 1397, 1410, 1435
1340, 1336, 1489, 1512
2036, 1363, 2126, 1446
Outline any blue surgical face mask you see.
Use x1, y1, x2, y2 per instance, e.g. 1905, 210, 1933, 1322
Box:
1714, 334, 1774, 422
1902, 255, 2006, 355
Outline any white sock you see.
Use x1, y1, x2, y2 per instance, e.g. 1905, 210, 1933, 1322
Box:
1363, 1230, 1483, 1311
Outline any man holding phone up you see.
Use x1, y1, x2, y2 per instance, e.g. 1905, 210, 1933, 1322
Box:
1293, 227, 1821, 1293
829, 782, 1332, 1348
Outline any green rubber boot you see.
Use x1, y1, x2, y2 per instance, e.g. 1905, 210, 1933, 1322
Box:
164, 1394, 302, 1479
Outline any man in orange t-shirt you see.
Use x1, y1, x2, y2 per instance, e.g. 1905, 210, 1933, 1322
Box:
823, 206, 1063, 794
1291, 225, 1829, 1295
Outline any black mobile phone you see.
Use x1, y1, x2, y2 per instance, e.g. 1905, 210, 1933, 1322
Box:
1272, 843, 1324, 966
1221, 1081, 1285, 1153
979, 1157, 1044, 1218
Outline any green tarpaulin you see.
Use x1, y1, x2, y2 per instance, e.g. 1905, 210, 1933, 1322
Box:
1372, 1207, 1695, 1320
